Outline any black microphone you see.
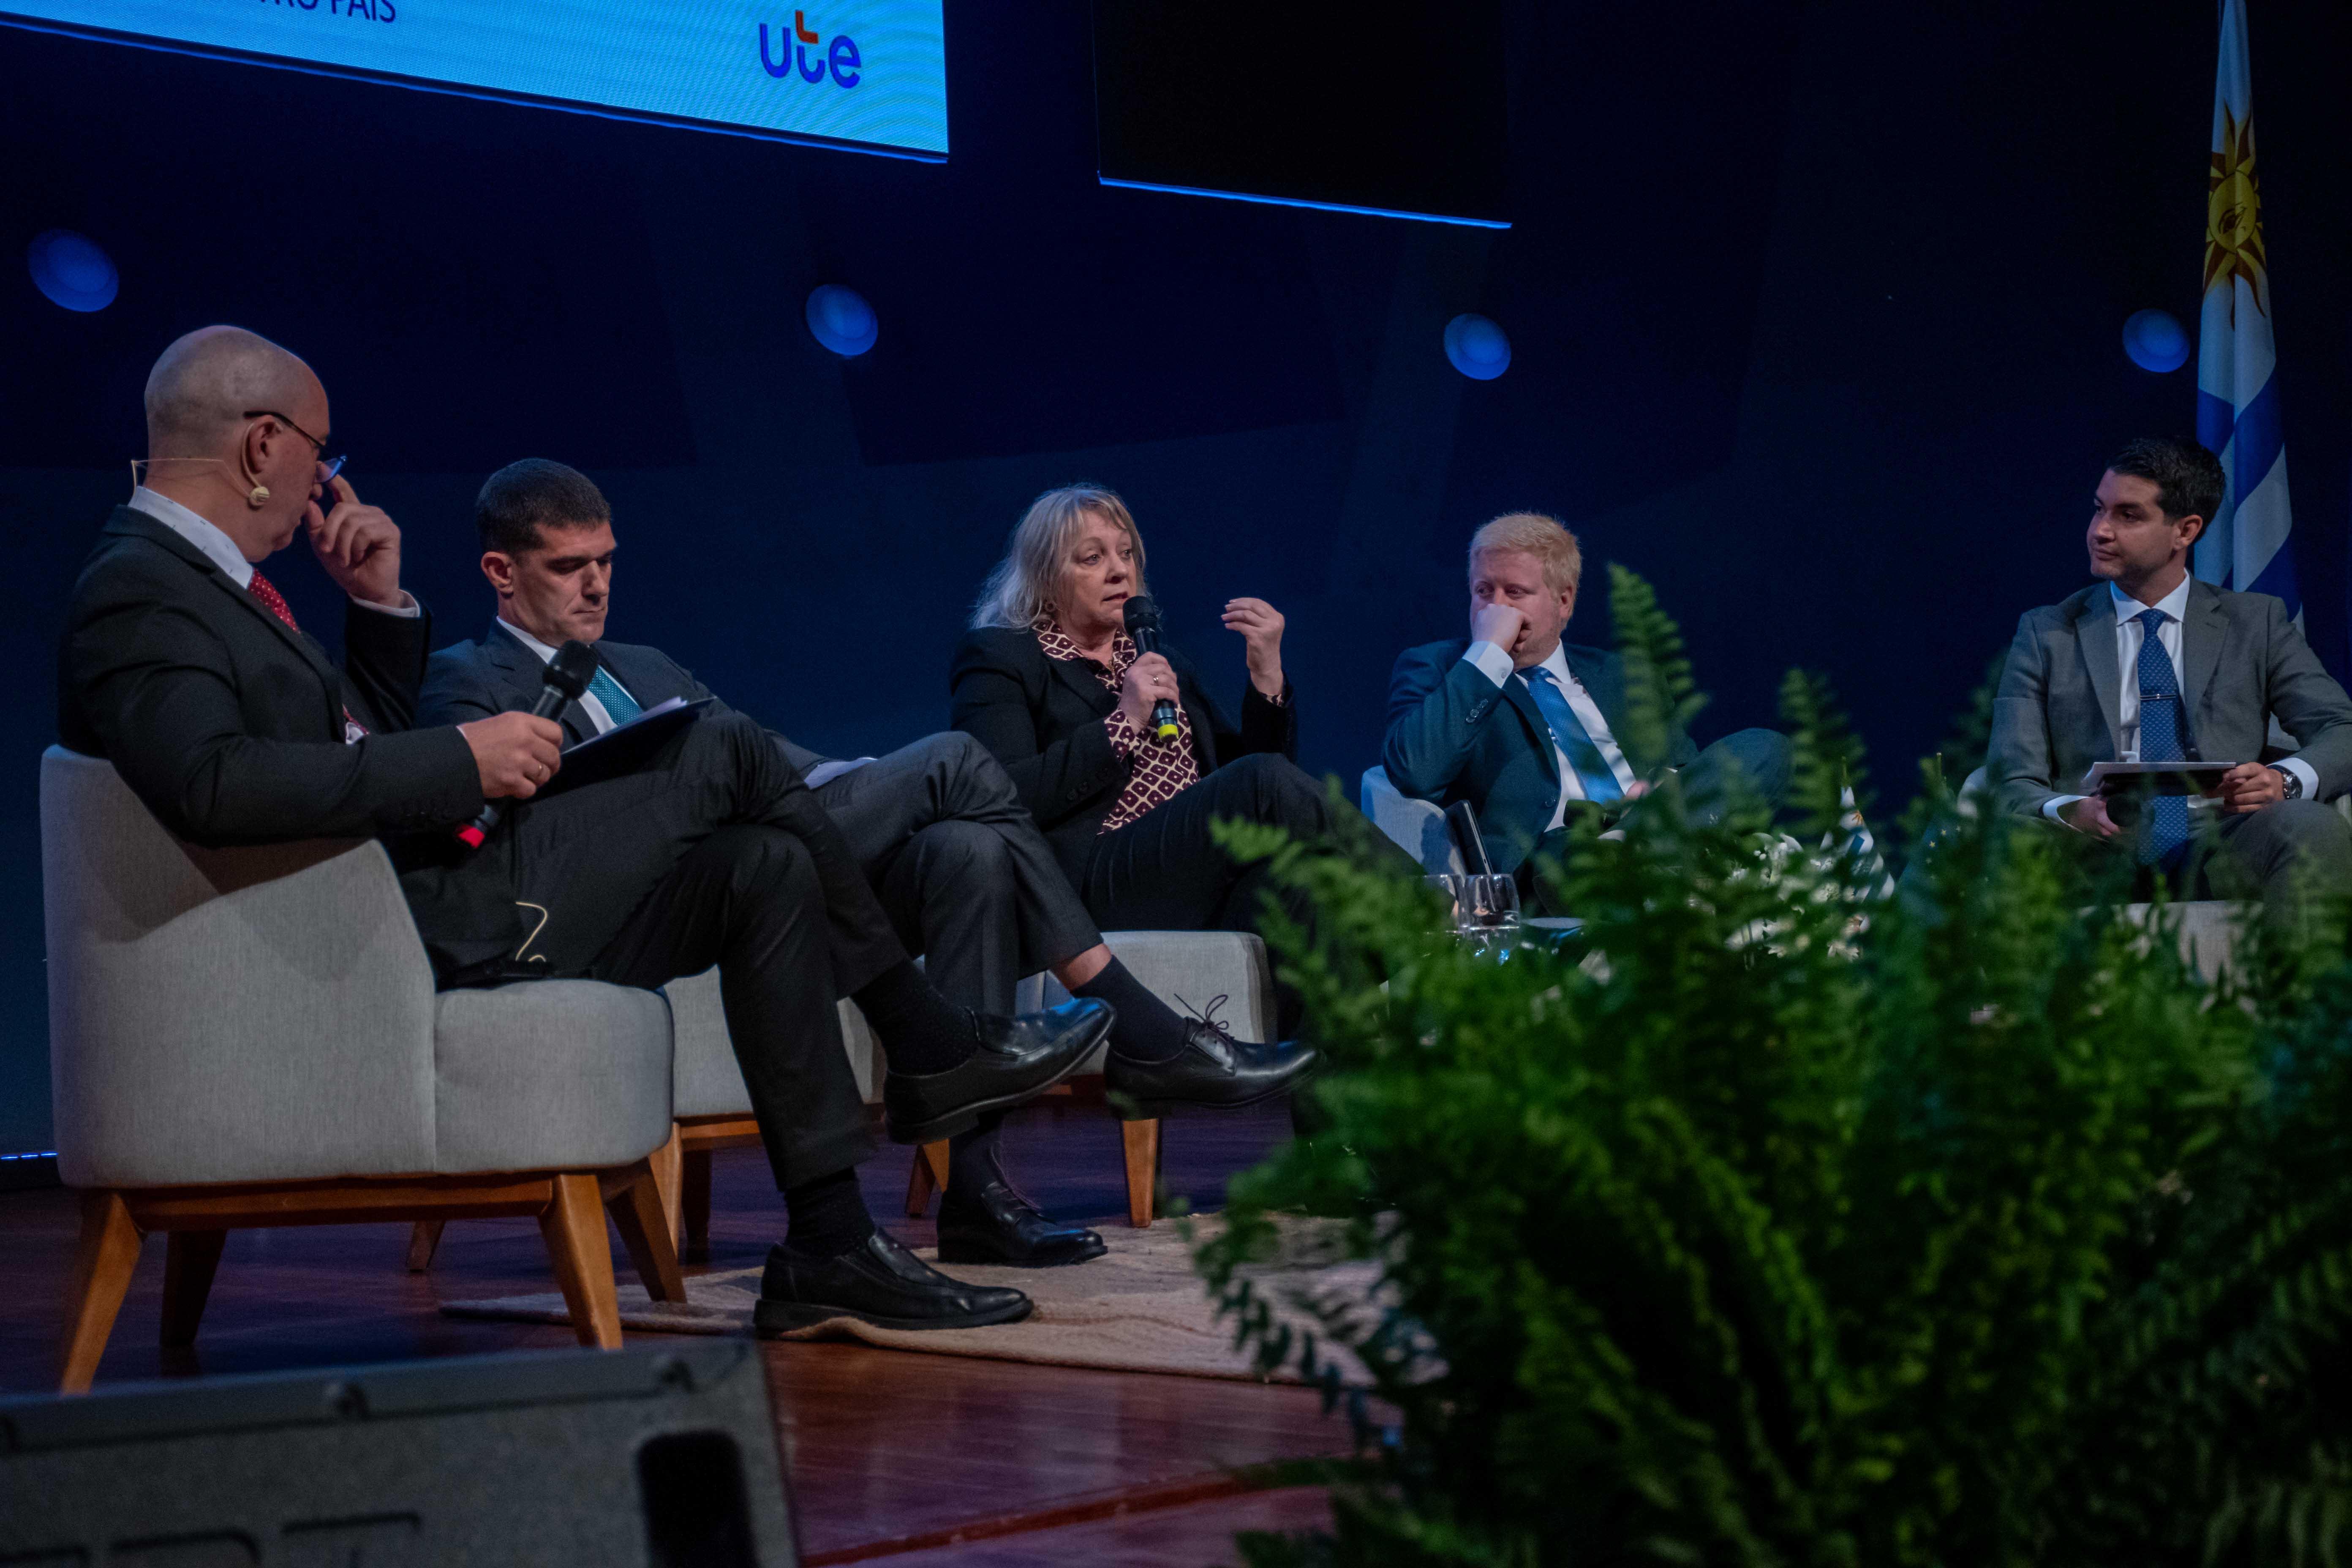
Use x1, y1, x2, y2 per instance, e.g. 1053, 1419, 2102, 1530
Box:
1120, 595, 1182, 742
455, 639, 599, 849
1445, 800, 1496, 878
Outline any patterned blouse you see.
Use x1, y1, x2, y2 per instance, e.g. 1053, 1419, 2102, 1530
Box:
1032, 614, 1201, 833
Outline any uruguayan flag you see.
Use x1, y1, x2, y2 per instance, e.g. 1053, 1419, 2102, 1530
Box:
2193, 0, 2295, 619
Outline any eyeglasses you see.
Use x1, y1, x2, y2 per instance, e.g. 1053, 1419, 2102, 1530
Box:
244, 409, 347, 489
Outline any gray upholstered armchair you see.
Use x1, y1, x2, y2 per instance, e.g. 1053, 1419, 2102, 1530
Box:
1003, 929, 1278, 1228
1360, 765, 1463, 874
41, 747, 685, 1392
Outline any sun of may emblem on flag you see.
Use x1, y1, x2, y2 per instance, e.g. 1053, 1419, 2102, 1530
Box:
2204, 106, 2268, 318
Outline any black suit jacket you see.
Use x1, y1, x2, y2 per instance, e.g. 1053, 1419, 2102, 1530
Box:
59, 505, 480, 846
416, 624, 836, 781
948, 625, 1296, 877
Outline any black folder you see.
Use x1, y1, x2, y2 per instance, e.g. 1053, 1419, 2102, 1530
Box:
543, 697, 713, 795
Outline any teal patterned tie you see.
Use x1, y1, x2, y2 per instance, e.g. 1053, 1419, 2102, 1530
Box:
587, 664, 642, 726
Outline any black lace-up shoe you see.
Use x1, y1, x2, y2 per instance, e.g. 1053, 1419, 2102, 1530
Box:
1105, 1018, 1320, 1119
883, 999, 1113, 1144
753, 1232, 1032, 1334
937, 1179, 1108, 1268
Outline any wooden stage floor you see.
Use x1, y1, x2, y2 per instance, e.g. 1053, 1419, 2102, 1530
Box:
0, 1098, 1351, 1564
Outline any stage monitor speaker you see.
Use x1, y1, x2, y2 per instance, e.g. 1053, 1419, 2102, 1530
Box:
0, 1342, 794, 1566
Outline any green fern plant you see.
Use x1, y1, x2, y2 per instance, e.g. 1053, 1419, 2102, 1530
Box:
1200, 571, 2352, 1567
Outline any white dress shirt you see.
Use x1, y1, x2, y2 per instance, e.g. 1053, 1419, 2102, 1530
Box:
496, 619, 873, 784
2042, 577, 2315, 821
126, 486, 419, 616
1462, 639, 1638, 830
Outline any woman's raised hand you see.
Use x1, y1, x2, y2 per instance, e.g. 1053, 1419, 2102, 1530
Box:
1223, 597, 1286, 697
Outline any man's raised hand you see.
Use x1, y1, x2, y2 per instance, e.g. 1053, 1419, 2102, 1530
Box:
1471, 602, 1529, 660
461, 712, 565, 800
307, 475, 407, 609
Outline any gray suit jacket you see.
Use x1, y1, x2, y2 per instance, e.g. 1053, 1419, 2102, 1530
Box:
1987, 579, 2352, 819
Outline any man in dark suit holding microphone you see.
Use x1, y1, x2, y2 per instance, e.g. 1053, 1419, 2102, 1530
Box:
59, 327, 1106, 1330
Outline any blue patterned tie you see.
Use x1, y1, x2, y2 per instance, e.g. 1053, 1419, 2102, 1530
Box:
1522, 667, 1624, 803
2132, 608, 2191, 868
587, 664, 642, 726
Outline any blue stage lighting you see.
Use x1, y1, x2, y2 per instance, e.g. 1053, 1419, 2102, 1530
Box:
806, 285, 878, 357
27, 229, 118, 313
1444, 313, 1511, 381
2122, 308, 2189, 373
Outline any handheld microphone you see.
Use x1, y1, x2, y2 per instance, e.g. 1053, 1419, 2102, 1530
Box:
1120, 595, 1182, 742
1444, 801, 1496, 878
455, 640, 599, 849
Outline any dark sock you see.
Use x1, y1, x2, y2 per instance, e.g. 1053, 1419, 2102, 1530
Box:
945, 1112, 1007, 1200
783, 1166, 877, 1258
1275, 990, 1303, 1043
1073, 957, 1191, 1064
853, 960, 976, 1076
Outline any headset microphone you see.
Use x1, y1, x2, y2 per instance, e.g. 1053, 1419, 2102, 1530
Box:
455, 639, 599, 849
1120, 596, 1182, 741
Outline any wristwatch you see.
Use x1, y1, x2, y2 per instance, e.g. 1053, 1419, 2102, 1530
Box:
2271, 764, 2303, 799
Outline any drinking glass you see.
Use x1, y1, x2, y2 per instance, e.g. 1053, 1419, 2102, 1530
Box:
1454, 873, 1522, 957
1423, 874, 1463, 935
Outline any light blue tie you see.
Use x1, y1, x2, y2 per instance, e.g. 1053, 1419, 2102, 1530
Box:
2132, 608, 2191, 868
1522, 667, 1624, 803
587, 664, 642, 726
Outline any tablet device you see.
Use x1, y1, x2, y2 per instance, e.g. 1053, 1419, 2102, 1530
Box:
2080, 760, 2238, 797
544, 697, 714, 794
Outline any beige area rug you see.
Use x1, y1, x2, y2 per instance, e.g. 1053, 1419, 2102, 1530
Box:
441, 1217, 1383, 1384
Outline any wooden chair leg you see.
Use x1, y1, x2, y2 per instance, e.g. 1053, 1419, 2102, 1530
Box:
904, 1138, 950, 1217
538, 1172, 623, 1350
1121, 1119, 1161, 1229
405, 1219, 446, 1273
159, 1230, 227, 1348
60, 1190, 142, 1394
605, 1168, 688, 1304
648, 1126, 684, 1250
682, 1150, 714, 1251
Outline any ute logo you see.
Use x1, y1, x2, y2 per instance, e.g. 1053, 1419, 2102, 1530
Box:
760, 12, 861, 87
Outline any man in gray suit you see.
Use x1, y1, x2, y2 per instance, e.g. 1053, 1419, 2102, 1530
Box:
1988, 436, 2352, 912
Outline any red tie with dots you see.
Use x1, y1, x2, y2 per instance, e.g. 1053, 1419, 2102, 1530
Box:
247, 570, 369, 740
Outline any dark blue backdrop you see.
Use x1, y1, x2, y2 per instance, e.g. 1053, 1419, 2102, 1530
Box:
5, 0, 2350, 1151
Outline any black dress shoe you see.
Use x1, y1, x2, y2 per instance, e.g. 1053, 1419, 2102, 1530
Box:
938, 1179, 1108, 1268
754, 1231, 1032, 1334
883, 999, 1112, 1143
1104, 1022, 1319, 1119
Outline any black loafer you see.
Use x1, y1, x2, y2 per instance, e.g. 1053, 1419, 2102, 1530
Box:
938, 1179, 1108, 1268
1104, 1022, 1319, 1119
753, 1231, 1032, 1334
883, 999, 1113, 1144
